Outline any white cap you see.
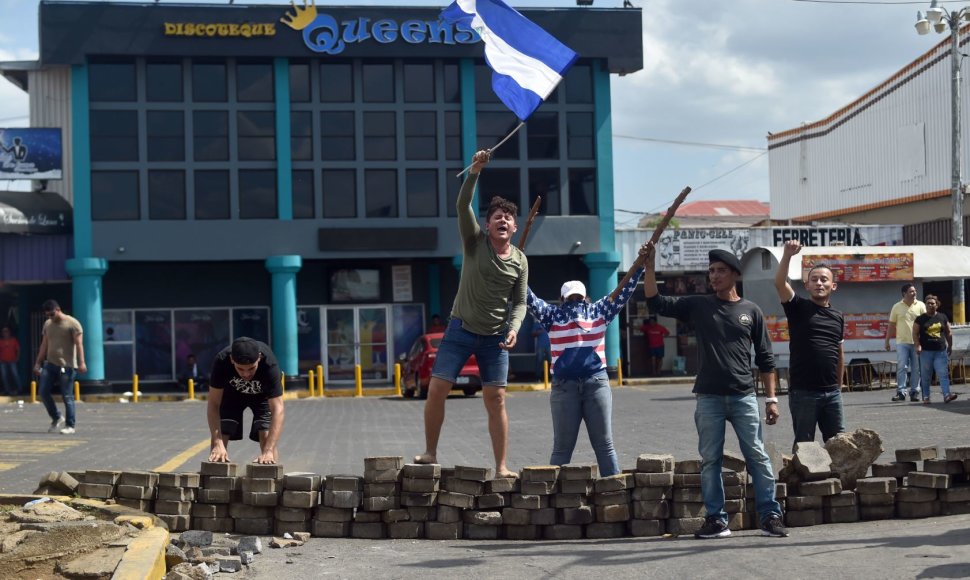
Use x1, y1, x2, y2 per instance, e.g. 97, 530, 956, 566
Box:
560, 280, 587, 299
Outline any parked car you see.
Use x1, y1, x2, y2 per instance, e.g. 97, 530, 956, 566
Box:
400, 332, 482, 398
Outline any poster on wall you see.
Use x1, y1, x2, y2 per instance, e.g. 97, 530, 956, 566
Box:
766, 313, 888, 342
655, 228, 749, 271
801, 253, 914, 283
0, 128, 63, 180
391, 265, 413, 302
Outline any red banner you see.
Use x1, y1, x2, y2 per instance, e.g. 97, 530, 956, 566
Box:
801, 253, 914, 283
767, 313, 888, 342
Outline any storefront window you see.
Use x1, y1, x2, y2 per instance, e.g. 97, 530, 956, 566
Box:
529, 168, 561, 216
527, 112, 559, 160
90, 62, 136, 102
365, 169, 397, 218
195, 170, 231, 220
320, 62, 353, 102
148, 170, 186, 220
232, 308, 270, 343
136, 310, 173, 380
406, 169, 437, 218
238, 170, 277, 219
445, 112, 461, 160
290, 111, 313, 160
90, 110, 138, 162
146, 62, 183, 102
174, 309, 230, 379
147, 111, 184, 162
403, 63, 434, 102
289, 63, 311, 102
443, 63, 461, 103
237, 111, 276, 161
567, 112, 594, 160
362, 62, 394, 102
476, 111, 520, 160
297, 307, 322, 374
363, 112, 396, 161
320, 111, 355, 161
322, 169, 356, 218
192, 62, 227, 102
92, 171, 140, 220
292, 170, 315, 219
404, 112, 436, 160
568, 168, 597, 216
565, 64, 593, 104
193, 111, 229, 161
236, 62, 274, 102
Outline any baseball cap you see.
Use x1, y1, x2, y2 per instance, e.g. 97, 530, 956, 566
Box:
560, 280, 587, 299
231, 337, 261, 364
708, 249, 742, 274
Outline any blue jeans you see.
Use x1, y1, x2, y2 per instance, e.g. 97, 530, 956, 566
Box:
695, 393, 782, 524
0, 361, 21, 395
919, 350, 951, 400
39, 362, 76, 428
788, 389, 844, 445
549, 371, 620, 476
896, 343, 920, 396
431, 318, 509, 387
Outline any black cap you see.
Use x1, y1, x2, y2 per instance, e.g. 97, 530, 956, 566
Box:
708, 249, 742, 274
230, 337, 261, 364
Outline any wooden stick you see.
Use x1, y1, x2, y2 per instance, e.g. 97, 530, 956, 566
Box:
516, 196, 542, 251
609, 186, 692, 301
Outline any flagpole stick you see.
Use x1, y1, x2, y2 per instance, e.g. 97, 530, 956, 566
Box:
455, 121, 526, 178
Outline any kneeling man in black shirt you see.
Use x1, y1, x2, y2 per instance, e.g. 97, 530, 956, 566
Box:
207, 337, 285, 464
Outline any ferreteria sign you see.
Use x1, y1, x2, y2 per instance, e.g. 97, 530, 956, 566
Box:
164, 23, 277, 38
279, 0, 478, 54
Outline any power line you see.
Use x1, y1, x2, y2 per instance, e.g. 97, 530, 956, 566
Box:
614, 134, 766, 153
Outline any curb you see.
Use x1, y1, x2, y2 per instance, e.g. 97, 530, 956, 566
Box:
0, 494, 169, 580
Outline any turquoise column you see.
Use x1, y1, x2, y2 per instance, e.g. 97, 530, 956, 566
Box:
71, 64, 92, 258
584, 252, 621, 369
265, 255, 302, 376
592, 59, 615, 251
274, 58, 293, 220
452, 254, 463, 272
428, 264, 441, 319
65, 258, 108, 380
459, 58, 478, 211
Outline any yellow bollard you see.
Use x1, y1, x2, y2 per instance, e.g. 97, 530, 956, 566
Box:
316, 364, 324, 397
308, 370, 315, 397
188, 378, 196, 401
74, 381, 81, 403
616, 358, 624, 387
30, 380, 37, 404
543, 360, 550, 389
132, 374, 139, 403
394, 363, 402, 397
354, 364, 363, 397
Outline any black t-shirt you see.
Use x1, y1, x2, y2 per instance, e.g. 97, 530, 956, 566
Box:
209, 340, 284, 400
782, 294, 844, 391
647, 293, 774, 396
915, 312, 949, 351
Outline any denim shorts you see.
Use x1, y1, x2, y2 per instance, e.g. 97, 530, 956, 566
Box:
431, 318, 509, 387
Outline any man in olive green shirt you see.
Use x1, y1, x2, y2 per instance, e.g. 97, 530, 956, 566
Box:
415, 150, 528, 478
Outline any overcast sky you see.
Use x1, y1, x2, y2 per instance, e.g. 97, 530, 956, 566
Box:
0, 0, 953, 223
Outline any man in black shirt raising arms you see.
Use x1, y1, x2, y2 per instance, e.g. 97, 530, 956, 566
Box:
645, 243, 787, 539
774, 240, 845, 447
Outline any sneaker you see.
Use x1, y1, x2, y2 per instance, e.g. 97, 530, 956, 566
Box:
694, 515, 731, 539
891, 394, 906, 402
48, 417, 65, 433
945, 393, 959, 404
59, 427, 75, 435
910, 393, 920, 402
761, 515, 789, 537
922, 398, 931, 405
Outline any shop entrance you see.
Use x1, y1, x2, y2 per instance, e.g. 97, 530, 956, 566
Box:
323, 306, 390, 385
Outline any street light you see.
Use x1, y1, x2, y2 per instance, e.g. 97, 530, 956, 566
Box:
916, 0, 969, 324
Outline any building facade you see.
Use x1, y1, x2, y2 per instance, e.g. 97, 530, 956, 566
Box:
0, 1, 643, 389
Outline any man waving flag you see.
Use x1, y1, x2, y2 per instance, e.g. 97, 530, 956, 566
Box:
441, 0, 579, 122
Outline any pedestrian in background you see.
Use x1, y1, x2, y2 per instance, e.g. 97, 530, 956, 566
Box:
913, 294, 957, 404
885, 284, 925, 402
33, 300, 85, 435
640, 316, 669, 376
0, 326, 21, 396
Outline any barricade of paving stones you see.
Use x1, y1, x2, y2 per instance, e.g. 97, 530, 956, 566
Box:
45, 444, 970, 545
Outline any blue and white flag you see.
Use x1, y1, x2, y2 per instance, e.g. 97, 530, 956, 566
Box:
441, 0, 578, 122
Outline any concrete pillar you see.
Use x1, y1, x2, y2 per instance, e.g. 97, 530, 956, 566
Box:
65, 258, 109, 380
583, 251, 621, 367
265, 255, 302, 377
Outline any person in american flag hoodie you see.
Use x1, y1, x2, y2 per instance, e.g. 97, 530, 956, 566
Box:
526, 243, 650, 476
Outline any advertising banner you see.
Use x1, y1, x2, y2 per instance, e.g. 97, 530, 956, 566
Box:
767, 313, 889, 342
0, 128, 63, 180
801, 253, 914, 283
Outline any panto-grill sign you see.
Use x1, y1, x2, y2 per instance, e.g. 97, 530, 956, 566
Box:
164, 22, 277, 38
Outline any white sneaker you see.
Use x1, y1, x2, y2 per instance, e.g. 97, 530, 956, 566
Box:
59, 426, 75, 435
48, 417, 65, 433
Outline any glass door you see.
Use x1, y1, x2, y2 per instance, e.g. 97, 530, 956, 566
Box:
325, 308, 356, 383
357, 307, 389, 382
323, 306, 391, 384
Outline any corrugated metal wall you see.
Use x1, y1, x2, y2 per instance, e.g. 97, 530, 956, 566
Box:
0, 234, 71, 282
768, 29, 969, 221
904, 215, 970, 245
28, 67, 71, 204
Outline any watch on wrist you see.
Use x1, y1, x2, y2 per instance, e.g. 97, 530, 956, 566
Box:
765, 397, 779, 404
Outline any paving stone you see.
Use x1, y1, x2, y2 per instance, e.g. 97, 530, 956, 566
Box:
178, 530, 213, 548
116, 498, 154, 512
592, 490, 630, 506
454, 465, 493, 481
202, 476, 239, 491
85, 470, 121, 485
486, 477, 519, 494
79, 483, 115, 499
542, 524, 583, 540
896, 447, 938, 462
381, 509, 410, 523
425, 521, 461, 540
406, 507, 436, 522
312, 521, 351, 537
239, 551, 254, 566
117, 484, 155, 500
776, 482, 787, 499
945, 446, 970, 461
896, 486, 939, 502
180, 474, 201, 488
628, 519, 665, 537
364, 468, 402, 483
387, 521, 423, 539
896, 500, 941, 518
326, 475, 364, 492
672, 488, 704, 503
322, 490, 362, 509
234, 518, 273, 535
666, 517, 704, 535
201, 546, 231, 557
786, 509, 822, 527
724, 485, 745, 500
247, 463, 284, 479
636, 454, 674, 473
560, 464, 598, 480
157, 514, 191, 532
400, 463, 441, 479
56, 546, 126, 578
463, 510, 503, 526
156, 500, 192, 516
229, 503, 274, 519
282, 472, 321, 491
365, 456, 405, 471
402, 477, 439, 493
941, 501, 970, 515
907, 472, 951, 489
858, 493, 895, 507
166, 544, 188, 568
674, 460, 702, 474
559, 480, 593, 495
824, 505, 860, 523
504, 524, 541, 540
632, 500, 669, 520
443, 478, 485, 496
940, 487, 970, 502
799, 478, 842, 496
530, 508, 557, 526
241, 478, 280, 494
276, 506, 311, 522
594, 474, 634, 493
560, 505, 594, 525
634, 472, 674, 487
192, 517, 234, 533
786, 495, 823, 510
436, 505, 463, 524
364, 482, 400, 497
119, 471, 159, 487
401, 492, 437, 507
281, 490, 318, 509
551, 494, 587, 509
521, 466, 560, 482
722, 452, 747, 473
242, 491, 280, 506
672, 474, 702, 487
362, 496, 399, 511
463, 523, 500, 539
158, 487, 196, 502
824, 491, 857, 508
476, 493, 507, 509
923, 459, 965, 475
669, 502, 705, 518
196, 489, 231, 504
633, 486, 671, 501
871, 462, 917, 479
722, 471, 746, 486
521, 481, 557, 495
200, 462, 237, 477
501, 507, 531, 526
595, 504, 631, 522
217, 555, 242, 573
859, 504, 895, 520
793, 442, 834, 480
354, 510, 382, 523
586, 522, 627, 538
313, 507, 354, 522
510, 494, 548, 510
856, 477, 898, 495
